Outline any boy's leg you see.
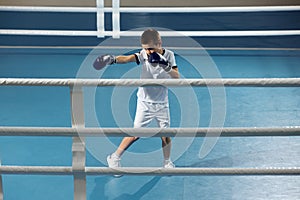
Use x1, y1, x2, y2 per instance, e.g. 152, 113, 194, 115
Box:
114, 137, 139, 157
108, 100, 153, 161
155, 103, 175, 168
107, 137, 139, 170
161, 136, 172, 160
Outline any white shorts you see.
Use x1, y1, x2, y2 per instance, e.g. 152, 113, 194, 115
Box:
134, 100, 170, 128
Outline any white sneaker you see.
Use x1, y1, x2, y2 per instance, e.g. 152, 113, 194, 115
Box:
107, 154, 121, 168
107, 154, 122, 177
163, 160, 175, 168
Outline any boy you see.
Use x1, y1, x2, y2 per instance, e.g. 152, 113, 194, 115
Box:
93, 28, 179, 169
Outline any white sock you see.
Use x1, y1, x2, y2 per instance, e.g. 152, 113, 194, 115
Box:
112, 152, 120, 159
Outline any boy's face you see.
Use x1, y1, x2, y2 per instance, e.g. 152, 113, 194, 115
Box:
142, 41, 162, 55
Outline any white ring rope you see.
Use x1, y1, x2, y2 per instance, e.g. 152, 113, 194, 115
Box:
0, 166, 299, 176
0, 6, 299, 13
0, 78, 300, 87
1, 45, 300, 51
1, 30, 300, 37
0, 127, 300, 137
0, 6, 98, 13
0, 30, 98, 36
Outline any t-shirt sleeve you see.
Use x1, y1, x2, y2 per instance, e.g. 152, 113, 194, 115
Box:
169, 52, 177, 69
134, 51, 144, 65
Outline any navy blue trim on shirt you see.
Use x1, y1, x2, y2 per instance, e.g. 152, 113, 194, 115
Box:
134, 54, 140, 65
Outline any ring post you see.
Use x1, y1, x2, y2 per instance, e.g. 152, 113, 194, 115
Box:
112, 0, 120, 38
70, 86, 86, 200
96, 0, 105, 38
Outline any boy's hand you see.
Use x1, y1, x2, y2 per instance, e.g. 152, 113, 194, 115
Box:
93, 54, 116, 70
148, 52, 172, 72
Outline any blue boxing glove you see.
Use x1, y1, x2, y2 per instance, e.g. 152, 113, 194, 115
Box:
93, 54, 116, 70
148, 52, 172, 72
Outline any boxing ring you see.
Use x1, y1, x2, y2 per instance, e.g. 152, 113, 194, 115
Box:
1, 1, 300, 200
0, 78, 300, 199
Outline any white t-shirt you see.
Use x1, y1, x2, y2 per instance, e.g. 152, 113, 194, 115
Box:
134, 49, 177, 103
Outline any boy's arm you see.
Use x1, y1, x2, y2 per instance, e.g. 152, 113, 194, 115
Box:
93, 54, 136, 70
169, 67, 180, 79
115, 54, 136, 63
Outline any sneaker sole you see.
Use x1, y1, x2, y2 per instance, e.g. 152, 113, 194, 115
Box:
106, 156, 123, 178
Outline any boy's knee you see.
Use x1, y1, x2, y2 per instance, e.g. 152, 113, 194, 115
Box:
132, 137, 140, 142
124, 136, 139, 143
161, 137, 171, 144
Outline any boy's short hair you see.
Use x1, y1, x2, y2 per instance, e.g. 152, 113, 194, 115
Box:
141, 29, 161, 45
